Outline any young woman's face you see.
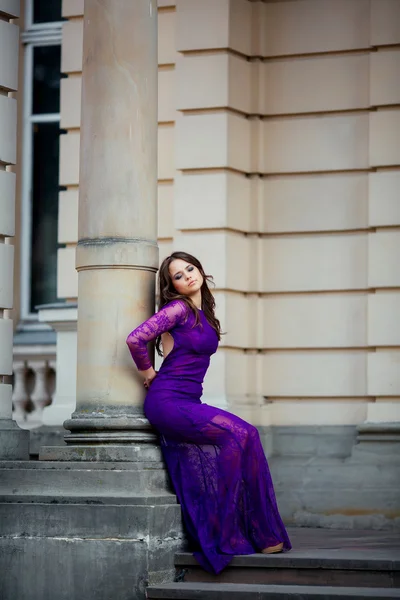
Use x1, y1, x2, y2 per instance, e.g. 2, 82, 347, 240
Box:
169, 259, 204, 297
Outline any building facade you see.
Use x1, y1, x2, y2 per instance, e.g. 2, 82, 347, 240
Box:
7, 0, 400, 524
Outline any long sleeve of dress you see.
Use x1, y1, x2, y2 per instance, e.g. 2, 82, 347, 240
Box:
126, 299, 188, 371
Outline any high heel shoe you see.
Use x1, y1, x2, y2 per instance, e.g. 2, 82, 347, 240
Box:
261, 542, 284, 554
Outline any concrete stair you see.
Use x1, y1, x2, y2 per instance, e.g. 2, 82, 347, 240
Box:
0, 459, 184, 600
146, 529, 400, 600
146, 582, 400, 599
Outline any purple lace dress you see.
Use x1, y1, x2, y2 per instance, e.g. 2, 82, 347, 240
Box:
126, 299, 291, 574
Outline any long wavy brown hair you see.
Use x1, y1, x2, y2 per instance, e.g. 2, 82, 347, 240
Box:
155, 251, 222, 356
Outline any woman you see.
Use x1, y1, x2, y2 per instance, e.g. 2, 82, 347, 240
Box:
126, 251, 291, 574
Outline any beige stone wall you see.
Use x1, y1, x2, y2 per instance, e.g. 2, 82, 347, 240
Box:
58, 0, 400, 426
0, 0, 20, 415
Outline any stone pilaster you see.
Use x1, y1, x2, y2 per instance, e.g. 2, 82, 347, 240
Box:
0, 0, 29, 460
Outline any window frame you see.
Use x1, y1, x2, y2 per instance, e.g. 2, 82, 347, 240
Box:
20, 0, 63, 324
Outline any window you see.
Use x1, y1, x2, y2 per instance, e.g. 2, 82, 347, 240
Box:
20, 0, 63, 321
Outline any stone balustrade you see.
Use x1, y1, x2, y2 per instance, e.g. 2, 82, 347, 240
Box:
12, 349, 56, 430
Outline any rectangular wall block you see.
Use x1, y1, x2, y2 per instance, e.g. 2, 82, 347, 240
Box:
60, 76, 82, 129
0, 95, 17, 165
261, 350, 367, 397
261, 53, 369, 115
177, 53, 229, 111
62, 0, 84, 17
269, 401, 368, 426
369, 110, 400, 167
59, 132, 80, 186
57, 247, 78, 299
175, 171, 253, 232
158, 182, 174, 239
0, 20, 19, 92
175, 171, 228, 230
0, 244, 14, 309
371, 0, 400, 46
0, 170, 16, 237
214, 292, 251, 349
158, 68, 176, 122
369, 171, 400, 226
370, 50, 400, 106
158, 240, 173, 265
261, 234, 368, 293
368, 292, 400, 347
0, 319, 13, 375
367, 402, 400, 423
58, 190, 79, 244
368, 351, 400, 396
158, 9, 176, 65
173, 231, 252, 292
177, 53, 253, 114
61, 20, 83, 74
261, 0, 370, 57
158, 125, 175, 180
262, 114, 369, 173
262, 294, 367, 349
262, 174, 368, 233
0, 1, 20, 18
176, 112, 251, 172
177, 0, 252, 56
368, 231, 400, 288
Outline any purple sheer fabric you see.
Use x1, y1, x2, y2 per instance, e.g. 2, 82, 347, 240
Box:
126, 299, 291, 574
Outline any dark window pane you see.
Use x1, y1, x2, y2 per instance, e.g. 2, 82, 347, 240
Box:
32, 45, 61, 114
30, 122, 60, 313
33, 0, 62, 23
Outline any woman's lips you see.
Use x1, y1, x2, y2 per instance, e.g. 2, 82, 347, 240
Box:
188, 280, 196, 287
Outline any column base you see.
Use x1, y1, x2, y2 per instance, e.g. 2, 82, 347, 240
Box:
40, 409, 162, 462
40, 443, 162, 462
0, 419, 30, 460
63, 407, 157, 442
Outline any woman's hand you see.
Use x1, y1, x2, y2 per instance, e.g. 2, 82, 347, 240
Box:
139, 367, 157, 389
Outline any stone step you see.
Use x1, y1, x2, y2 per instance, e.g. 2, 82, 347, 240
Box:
174, 550, 400, 588
0, 501, 181, 537
0, 462, 169, 497
146, 582, 400, 599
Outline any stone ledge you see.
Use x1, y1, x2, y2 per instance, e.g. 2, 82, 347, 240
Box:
0, 494, 177, 505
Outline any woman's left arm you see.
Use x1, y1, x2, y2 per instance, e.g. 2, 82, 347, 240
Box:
126, 299, 188, 373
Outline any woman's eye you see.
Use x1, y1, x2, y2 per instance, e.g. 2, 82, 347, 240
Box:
175, 275, 181, 280
188, 266, 194, 272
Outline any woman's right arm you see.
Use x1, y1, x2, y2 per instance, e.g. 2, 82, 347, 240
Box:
126, 299, 188, 375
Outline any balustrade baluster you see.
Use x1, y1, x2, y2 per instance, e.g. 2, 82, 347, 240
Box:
12, 361, 29, 423
30, 361, 51, 417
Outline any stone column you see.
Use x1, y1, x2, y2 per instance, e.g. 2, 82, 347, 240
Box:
62, 0, 158, 456
0, 0, 29, 460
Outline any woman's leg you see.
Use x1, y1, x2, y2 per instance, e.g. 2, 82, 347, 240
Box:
202, 410, 290, 552
148, 399, 291, 572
